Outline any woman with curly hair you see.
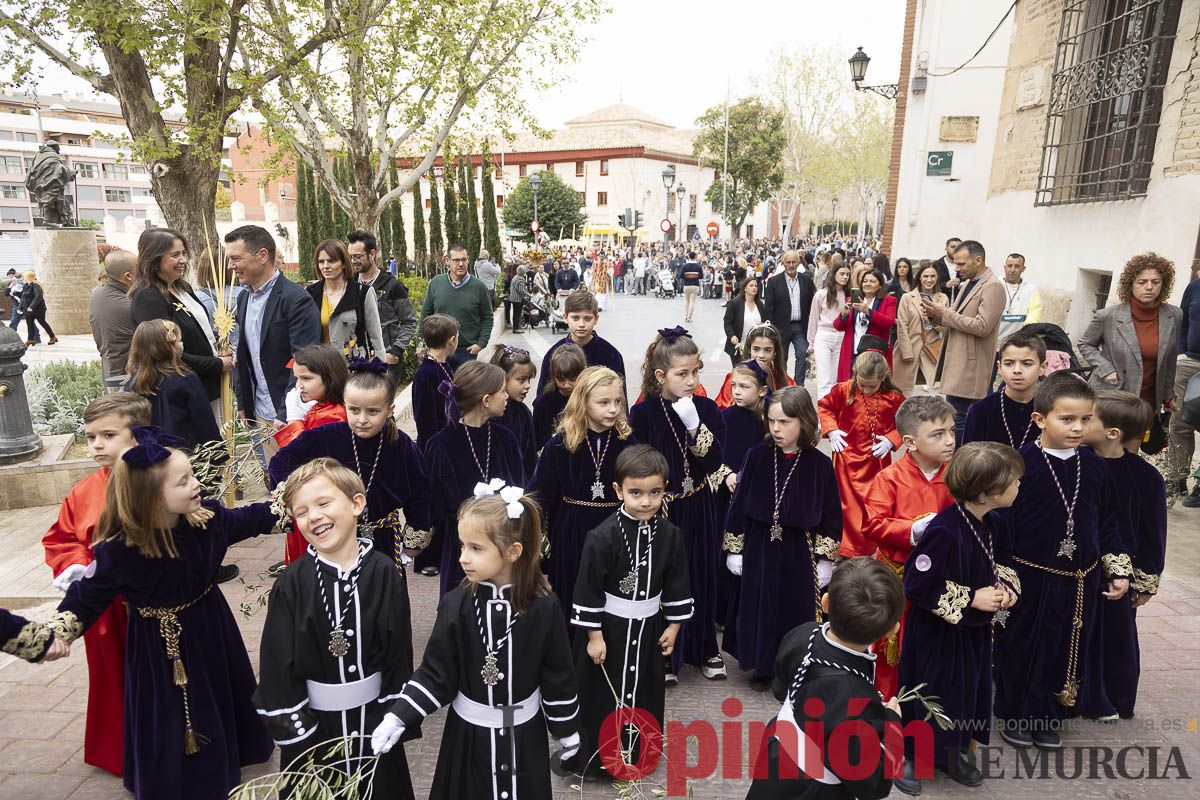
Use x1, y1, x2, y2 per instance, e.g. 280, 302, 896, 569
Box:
1078, 252, 1182, 409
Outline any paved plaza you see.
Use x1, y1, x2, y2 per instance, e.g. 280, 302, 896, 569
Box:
1, 290, 1198, 798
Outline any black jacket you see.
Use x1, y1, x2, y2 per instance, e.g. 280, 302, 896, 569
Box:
20, 281, 45, 314
306, 279, 373, 350
130, 284, 222, 401
364, 270, 417, 359
763, 270, 816, 345
723, 297, 768, 358
236, 274, 321, 419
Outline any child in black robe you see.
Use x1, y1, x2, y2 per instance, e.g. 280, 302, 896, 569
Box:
569, 445, 692, 778
370, 487, 580, 800
1086, 389, 1168, 718
255, 458, 415, 799
491, 344, 538, 475
536, 289, 626, 397
533, 342, 586, 449
896, 443, 1023, 794
268, 364, 433, 570
962, 332, 1045, 448
425, 361, 527, 594
412, 313, 458, 451
746, 557, 904, 800
994, 374, 1131, 749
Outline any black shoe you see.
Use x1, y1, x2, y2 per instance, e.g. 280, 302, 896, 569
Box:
942, 751, 982, 787
749, 675, 772, 692
1183, 484, 1200, 508
266, 560, 287, 578
664, 671, 678, 687
419, 565, 439, 577
1032, 729, 1062, 750
893, 759, 922, 796
999, 724, 1033, 748
216, 564, 240, 583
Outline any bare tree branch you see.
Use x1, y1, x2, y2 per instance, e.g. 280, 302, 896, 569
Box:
0, 11, 114, 94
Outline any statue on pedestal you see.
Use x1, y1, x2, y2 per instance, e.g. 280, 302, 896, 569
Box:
25, 141, 75, 227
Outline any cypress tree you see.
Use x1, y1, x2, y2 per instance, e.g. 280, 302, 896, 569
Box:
296, 160, 315, 281
315, 164, 334, 242
390, 164, 407, 272
412, 182, 428, 277
428, 173, 444, 269
442, 156, 459, 248
464, 158, 482, 263
481, 143, 503, 265
332, 154, 350, 237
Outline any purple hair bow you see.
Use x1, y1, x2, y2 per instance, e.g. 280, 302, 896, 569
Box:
740, 359, 770, 388
121, 425, 184, 469
347, 356, 388, 375
657, 325, 690, 343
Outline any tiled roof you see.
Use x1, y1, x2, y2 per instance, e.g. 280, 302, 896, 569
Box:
564, 103, 673, 130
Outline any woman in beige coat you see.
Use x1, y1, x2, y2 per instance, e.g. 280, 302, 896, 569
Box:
892, 261, 947, 394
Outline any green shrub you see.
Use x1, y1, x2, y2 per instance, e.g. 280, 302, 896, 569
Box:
26, 360, 105, 435
399, 274, 429, 383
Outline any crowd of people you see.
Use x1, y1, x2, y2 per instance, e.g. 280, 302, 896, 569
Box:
0, 224, 1196, 800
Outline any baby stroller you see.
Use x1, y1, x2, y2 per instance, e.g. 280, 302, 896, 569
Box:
1017, 322, 1090, 378
655, 268, 676, 299
550, 301, 568, 333
525, 293, 550, 328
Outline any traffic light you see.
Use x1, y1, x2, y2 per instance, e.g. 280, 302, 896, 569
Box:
635, 211, 644, 229
618, 212, 627, 228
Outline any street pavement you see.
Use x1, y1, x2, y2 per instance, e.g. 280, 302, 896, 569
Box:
1, 288, 1199, 798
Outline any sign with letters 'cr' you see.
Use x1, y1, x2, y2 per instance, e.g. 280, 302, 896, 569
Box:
927, 151, 953, 177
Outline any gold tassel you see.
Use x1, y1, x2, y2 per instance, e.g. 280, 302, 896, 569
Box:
885, 633, 900, 667
173, 656, 188, 687
183, 728, 210, 755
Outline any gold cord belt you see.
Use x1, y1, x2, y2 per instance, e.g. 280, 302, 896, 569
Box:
136, 583, 215, 754
1012, 557, 1097, 708
878, 553, 905, 665
562, 497, 620, 509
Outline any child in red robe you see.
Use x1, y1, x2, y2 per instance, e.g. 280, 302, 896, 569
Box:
817, 350, 904, 558
273, 345, 350, 563
42, 393, 151, 776
861, 395, 957, 697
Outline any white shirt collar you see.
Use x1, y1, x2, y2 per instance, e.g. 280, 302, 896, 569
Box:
1042, 445, 1076, 460
820, 622, 877, 662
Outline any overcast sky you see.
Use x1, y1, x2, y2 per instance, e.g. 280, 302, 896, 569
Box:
528, 0, 905, 129
24, 0, 904, 132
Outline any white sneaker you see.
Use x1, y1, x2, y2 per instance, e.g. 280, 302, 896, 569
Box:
664, 672, 678, 687
701, 656, 728, 680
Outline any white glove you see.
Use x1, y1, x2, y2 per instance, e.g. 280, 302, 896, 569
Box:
871, 435, 894, 458
910, 514, 935, 546
671, 396, 701, 431
284, 387, 316, 423
558, 732, 581, 761
52, 563, 88, 593
816, 559, 835, 588
827, 429, 848, 453
371, 712, 405, 755
727, 554, 744, 576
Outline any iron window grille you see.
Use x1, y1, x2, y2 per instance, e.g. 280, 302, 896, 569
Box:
1035, 0, 1181, 206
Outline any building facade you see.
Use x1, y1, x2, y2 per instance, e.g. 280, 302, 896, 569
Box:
889, 0, 1200, 335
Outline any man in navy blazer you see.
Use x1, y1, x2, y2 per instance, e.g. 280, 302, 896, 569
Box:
226, 224, 320, 459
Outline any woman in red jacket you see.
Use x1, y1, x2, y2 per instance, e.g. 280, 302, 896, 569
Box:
833, 268, 896, 381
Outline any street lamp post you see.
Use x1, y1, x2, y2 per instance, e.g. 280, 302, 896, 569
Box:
831, 197, 839, 238
529, 172, 541, 249
676, 183, 687, 242
848, 47, 900, 100
661, 165, 675, 249
875, 198, 885, 238
781, 182, 796, 243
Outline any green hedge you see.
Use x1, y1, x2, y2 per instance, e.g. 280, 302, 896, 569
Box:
398, 274, 429, 382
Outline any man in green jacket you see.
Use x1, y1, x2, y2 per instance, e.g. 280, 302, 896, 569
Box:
420, 242, 494, 367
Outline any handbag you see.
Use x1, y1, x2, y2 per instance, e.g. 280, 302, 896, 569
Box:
1181, 369, 1200, 430
1141, 409, 1170, 455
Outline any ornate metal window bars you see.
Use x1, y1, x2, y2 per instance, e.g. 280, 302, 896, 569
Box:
1036, 0, 1182, 206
